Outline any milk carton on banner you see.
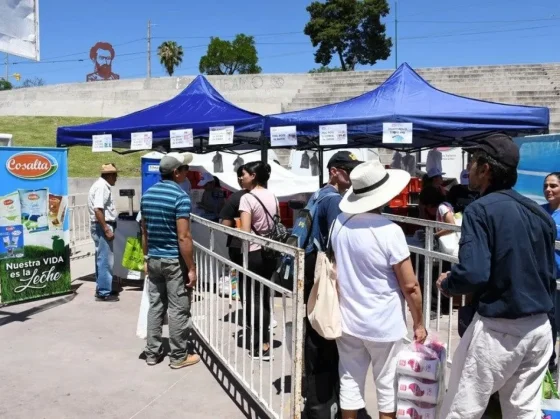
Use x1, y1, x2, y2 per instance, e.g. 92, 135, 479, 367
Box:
0, 191, 22, 226
19, 188, 49, 233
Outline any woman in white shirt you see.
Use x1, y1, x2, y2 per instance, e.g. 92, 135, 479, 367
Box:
331, 161, 427, 419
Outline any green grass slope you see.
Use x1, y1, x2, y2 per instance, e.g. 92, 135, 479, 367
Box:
0, 116, 143, 177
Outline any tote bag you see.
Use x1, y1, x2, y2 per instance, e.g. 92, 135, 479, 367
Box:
307, 216, 354, 340
307, 249, 342, 340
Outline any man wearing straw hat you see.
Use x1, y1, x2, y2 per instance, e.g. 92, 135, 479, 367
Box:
88, 163, 119, 302
437, 134, 557, 418
329, 160, 427, 419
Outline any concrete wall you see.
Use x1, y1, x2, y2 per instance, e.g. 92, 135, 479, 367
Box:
69, 177, 141, 212
0, 73, 308, 118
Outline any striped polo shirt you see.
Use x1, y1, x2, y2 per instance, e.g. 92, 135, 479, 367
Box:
141, 180, 191, 258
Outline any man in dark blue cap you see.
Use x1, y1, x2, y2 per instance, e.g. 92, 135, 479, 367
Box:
437, 134, 557, 418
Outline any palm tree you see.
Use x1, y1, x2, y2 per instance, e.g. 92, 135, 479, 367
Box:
157, 41, 184, 76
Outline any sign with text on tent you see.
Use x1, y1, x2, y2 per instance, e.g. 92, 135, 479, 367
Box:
383, 122, 413, 144
170, 129, 194, 149
92, 134, 113, 152
270, 126, 297, 147
131, 131, 153, 150
0, 147, 71, 305
319, 124, 348, 146
209, 126, 234, 145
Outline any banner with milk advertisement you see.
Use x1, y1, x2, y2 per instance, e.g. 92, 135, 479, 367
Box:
0, 147, 71, 304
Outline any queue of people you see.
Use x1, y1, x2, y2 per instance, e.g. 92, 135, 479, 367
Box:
88, 138, 558, 417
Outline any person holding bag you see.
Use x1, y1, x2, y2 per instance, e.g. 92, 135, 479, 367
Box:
329, 160, 427, 419
238, 161, 279, 361
436, 134, 557, 418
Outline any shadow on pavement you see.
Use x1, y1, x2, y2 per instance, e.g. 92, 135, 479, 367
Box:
0, 283, 82, 327
194, 334, 270, 419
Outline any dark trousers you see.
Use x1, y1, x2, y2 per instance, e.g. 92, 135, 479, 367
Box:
303, 252, 340, 419
230, 248, 272, 347
549, 286, 559, 371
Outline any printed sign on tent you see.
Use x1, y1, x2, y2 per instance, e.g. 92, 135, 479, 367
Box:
170, 129, 194, 149
383, 123, 413, 144
270, 126, 297, 147
319, 124, 348, 146
92, 134, 113, 152
209, 126, 234, 145
131, 132, 153, 150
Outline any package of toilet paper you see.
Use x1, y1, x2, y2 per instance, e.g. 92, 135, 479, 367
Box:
396, 399, 437, 419
397, 376, 439, 404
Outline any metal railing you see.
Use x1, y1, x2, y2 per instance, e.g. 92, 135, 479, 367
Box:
384, 213, 560, 365
68, 194, 94, 259
190, 214, 305, 419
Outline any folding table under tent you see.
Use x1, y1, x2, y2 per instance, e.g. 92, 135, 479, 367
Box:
264, 63, 550, 151
56, 75, 265, 155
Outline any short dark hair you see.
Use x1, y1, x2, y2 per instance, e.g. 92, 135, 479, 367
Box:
161, 172, 174, 181
236, 164, 245, 178
243, 161, 271, 187
419, 186, 446, 207
472, 150, 517, 190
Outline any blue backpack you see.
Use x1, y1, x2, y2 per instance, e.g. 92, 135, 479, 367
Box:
273, 190, 338, 289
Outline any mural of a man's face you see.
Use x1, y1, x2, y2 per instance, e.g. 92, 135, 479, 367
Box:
95, 48, 113, 77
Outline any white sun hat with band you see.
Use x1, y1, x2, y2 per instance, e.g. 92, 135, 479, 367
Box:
340, 160, 411, 214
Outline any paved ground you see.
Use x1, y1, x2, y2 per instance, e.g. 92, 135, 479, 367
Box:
0, 252, 269, 419
0, 245, 467, 419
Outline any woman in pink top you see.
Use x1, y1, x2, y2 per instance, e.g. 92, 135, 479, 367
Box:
238, 161, 279, 361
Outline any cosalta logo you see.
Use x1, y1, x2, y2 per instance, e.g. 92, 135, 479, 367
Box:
6, 152, 58, 180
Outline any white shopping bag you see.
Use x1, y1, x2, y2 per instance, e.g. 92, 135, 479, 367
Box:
136, 276, 150, 339
136, 276, 169, 339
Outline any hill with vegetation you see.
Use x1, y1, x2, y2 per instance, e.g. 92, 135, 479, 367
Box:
0, 116, 144, 177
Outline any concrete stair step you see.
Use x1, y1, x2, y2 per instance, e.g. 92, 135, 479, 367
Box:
295, 88, 560, 99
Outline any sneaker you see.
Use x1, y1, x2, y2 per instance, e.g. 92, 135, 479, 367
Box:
95, 294, 119, 302
146, 353, 165, 366
250, 346, 273, 361
169, 353, 201, 370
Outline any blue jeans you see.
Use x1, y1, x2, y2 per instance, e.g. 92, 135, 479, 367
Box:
91, 223, 114, 297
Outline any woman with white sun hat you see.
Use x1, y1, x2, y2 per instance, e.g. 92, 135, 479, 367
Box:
330, 160, 427, 419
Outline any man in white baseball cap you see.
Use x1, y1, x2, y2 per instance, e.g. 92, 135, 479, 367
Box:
140, 151, 200, 369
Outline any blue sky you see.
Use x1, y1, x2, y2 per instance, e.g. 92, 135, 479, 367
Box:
6, 0, 560, 85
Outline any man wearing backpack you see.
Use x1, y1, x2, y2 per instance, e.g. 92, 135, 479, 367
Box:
302, 151, 363, 419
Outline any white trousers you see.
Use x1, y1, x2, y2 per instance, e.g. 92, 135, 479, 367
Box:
337, 333, 402, 413
440, 313, 552, 419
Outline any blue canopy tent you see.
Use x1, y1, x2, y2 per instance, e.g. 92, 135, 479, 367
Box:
264, 63, 549, 151
56, 75, 265, 153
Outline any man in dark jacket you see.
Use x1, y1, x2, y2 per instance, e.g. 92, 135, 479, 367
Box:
437, 134, 557, 418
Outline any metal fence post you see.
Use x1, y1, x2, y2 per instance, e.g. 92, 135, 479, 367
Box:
423, 226, 434, 330
291, 248, 305, 419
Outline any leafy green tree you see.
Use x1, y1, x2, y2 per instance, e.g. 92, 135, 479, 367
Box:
304, 0, 392, 71
0, 79, 12, 90
199, 34, 262, 75
309, 66, 343, 73
157, 41, 184, 76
